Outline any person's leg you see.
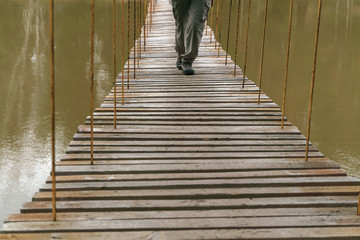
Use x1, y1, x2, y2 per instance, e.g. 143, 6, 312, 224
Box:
182, 0, 209, 63
172, 0, 191, 58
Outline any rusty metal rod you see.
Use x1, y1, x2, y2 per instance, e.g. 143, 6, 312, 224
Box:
50, 0, 56, 221
358, 194, 360, 215
143, 0, 146, 51
90, 0, 95, 165
305, 0, 323, 161
121, 0, 125, 105
225, 0, 233, 65
209, 7, 213, 43
281, 0, 294, 129
113, 0, 117, 128
257, 0, 269, 104
217, 0, 224, 57
242, 0, 251, 89
233, 0, 242, 77
139, 0, 142, 62
215, 0, 220, 49
127, 0, 131, 89
133, 0, 137, 78
150, 0, 153, 32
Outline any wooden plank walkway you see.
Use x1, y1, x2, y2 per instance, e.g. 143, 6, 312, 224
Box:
2, 0, 360, 239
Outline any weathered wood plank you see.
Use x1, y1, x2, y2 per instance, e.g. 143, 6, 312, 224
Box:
33, 186, 360, 202
6, 207, 356, 223
3, 227, 360, 239
46, 169, 346, 183
54, 159, 339, 175
3, 215, 360, 233
20, 196, 358, 213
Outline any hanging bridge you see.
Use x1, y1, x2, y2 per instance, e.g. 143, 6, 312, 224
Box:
1, 0, 360, 239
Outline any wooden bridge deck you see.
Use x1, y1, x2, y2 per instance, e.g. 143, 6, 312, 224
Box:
2, 0, 360, 239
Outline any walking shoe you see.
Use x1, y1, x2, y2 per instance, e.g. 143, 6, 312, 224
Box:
176, 56, 182, 70
182, 61, 195, 75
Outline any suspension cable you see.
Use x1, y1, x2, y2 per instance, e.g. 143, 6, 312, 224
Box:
242, 0, 251, 89
215, 0, 220, 49
209, 7, 213, 43
121, 0, 125, 105
127, 0, 131, 89
150, 0, 153, 32
257, 0, 269, 104
217, 0, 224, 57
50, 0, 56, 221
134, 0, 137, 78
234, 0, 242, 76
90, 0, 95, 165
139, 0, 142, 63
225, 0, 233, 65
143, 0, 147, 51
281, 0, 294, 129
305, 0, 323, 161
113, 0, 117, 129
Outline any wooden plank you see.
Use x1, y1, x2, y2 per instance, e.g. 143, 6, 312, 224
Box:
69, 140, 307, 147
65, 145, 318, 154
5, 227, 360, 240
76, 125, 301, 134
73, 133, 306, 141
46, 169, 347, 183
59, 152, 324, 162
4, 215, 360, 233
39, 176, 360, 192
20, 196, 358, 213
54, 159, 339, 175
33, 186, 360, 202
6, 207, 356, 223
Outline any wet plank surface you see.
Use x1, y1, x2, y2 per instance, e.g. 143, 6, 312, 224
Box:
2, 0, 360, 239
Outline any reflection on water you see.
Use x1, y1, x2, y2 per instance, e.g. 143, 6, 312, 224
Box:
0, 0, 359, 224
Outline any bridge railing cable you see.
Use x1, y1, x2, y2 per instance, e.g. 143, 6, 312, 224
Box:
225, 0, 233, 65
257, 0, 269, 104
242, 0, 251, 89
233, 0, 242, 77
281, 0, 294, 129
50, 0, 56, 221
305, 0, 322, 162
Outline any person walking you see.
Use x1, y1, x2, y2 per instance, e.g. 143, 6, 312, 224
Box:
171, 0, 213, 75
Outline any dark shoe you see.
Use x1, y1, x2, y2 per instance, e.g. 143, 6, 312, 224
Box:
182, 61, 195, 75
176, 56, 182, 70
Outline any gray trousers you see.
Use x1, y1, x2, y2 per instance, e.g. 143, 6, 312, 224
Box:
171, 0, 211, 63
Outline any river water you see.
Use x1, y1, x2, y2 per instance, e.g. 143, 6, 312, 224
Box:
0, 0, 359, 224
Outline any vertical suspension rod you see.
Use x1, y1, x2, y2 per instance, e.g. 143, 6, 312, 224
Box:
217, 0, 224, 57
242, 0, 251, 88
257, 0, 269, 104
50, 0, 56, 221
127, 0, 131, 89
113, 0, 117, 128
234, 0, 242, 76
225, 0, 233, 65
134, 0, 137, 77
215, 0, 220, 48
121, 0, 125, 105
150, 0, 153, 32
90, 0, 95, 165
143, 0, 147, 51
139, 0, 142, 62
305, 0, 323, 161
209, 7, 213, 43
281, 0, 294, 129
